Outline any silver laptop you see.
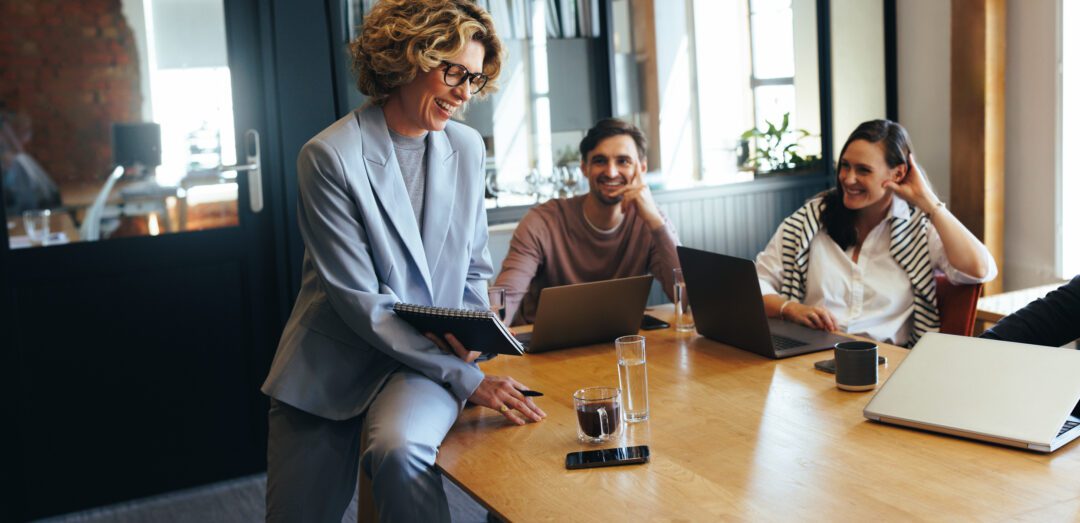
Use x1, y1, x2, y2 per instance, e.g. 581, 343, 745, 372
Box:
864, 332, 1080, 452
515, 275, 653, 353
677, 246, 848, 358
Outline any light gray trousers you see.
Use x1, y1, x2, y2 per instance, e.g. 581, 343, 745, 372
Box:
265, 369, 462, 522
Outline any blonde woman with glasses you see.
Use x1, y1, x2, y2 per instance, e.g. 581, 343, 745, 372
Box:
262, 1, 544, 520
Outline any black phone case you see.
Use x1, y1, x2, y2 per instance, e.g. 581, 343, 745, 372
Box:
565, 446, 651, 469
641, 314, 670, 330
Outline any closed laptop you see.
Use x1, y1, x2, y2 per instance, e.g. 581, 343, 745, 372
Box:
864, 333, 1080, 452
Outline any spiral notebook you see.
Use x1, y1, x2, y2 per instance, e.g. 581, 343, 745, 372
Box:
393, 303, 525, 356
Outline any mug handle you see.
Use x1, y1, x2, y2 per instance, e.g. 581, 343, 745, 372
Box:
597, 406, 609, 438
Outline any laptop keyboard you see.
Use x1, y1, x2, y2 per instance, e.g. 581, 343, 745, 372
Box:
1058, 420, 1079, 438
771, 334, 808, 351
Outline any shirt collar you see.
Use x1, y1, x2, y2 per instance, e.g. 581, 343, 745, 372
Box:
889, 195, 911, 221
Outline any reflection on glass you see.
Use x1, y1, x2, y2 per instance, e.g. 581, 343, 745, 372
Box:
3, 0, 241, 250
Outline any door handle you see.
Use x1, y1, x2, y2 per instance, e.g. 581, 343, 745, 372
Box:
217, 129, 263, 213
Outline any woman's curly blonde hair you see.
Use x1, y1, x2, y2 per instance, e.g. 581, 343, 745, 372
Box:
351, 0, 503, 106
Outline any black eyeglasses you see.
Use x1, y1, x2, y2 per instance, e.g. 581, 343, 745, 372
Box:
441, 60, 489, 94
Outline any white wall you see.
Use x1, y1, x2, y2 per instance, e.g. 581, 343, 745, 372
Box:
896, 0, 951, 206
897, 0, 1062, 290
1004, 0, 1060, 288
830, 0, 886, 159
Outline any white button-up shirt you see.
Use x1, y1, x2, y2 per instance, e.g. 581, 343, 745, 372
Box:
755, 197, 997, 346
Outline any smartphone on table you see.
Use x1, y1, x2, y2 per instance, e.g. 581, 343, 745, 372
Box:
641, 314, 670, 330
565, 445, 650, 469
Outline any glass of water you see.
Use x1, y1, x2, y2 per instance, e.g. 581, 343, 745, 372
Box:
488, 286, 507, 323
615, 334, 649, 422
22, 209, 51, 245
673, 268, 695, 332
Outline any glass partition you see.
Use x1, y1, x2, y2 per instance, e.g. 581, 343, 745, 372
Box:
2, 0, 244, 250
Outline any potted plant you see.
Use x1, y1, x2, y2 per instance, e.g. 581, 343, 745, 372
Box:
740, 112, 822, 175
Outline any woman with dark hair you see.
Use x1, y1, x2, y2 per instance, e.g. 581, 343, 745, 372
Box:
754, 119, 996, 347
261, 1, 544, 521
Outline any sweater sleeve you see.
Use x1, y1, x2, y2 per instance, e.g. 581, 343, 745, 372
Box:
648, 214, 681, 302
979, 275, 1080, 347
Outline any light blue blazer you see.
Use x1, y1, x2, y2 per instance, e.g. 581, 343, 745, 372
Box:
261, 105, 492, 421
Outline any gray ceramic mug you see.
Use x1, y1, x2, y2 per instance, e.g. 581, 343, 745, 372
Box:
834, 341, 878, 391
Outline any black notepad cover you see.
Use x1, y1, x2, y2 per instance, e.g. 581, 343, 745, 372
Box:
392, 303, 525, 356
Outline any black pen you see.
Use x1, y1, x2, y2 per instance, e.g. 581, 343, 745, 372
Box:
519, 389, 543, 397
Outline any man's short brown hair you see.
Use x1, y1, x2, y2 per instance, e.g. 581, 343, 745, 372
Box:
578, 118, 648, 162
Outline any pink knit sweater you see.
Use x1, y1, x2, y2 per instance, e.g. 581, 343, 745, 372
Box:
493, 195, 680, 325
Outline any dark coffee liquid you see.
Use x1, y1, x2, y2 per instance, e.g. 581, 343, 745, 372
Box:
576, 401, 620, 437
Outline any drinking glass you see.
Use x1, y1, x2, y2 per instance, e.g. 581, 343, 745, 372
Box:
22, 209, 51, 245
615, 335, 649, 422
488, 286, 507, 323
673, 268, 695, 332
573, 386, 622, 443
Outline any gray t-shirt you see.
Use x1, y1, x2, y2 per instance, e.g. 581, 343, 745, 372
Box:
389, 129, 428, 229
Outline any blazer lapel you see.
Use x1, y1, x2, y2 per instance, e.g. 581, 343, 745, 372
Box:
358, 106, 434, 300
420, 129, 458, 277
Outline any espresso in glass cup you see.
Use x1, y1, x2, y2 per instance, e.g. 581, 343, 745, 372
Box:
572, 386, 622, 443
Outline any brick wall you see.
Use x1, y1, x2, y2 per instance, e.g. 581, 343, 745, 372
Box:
0, 0, 141, 185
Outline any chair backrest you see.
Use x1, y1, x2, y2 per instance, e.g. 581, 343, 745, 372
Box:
78, 165, 124, 241
935, 272, 982, 336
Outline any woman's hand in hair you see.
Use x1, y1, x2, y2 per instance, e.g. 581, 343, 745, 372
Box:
883, 153, 942, 214
782, 302, 840, 332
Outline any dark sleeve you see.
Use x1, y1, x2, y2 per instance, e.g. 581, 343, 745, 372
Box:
979, 275, 1080, 347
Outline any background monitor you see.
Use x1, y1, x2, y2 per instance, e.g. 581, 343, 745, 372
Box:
111, 122, 162, 168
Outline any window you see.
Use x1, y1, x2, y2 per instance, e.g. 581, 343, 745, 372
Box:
612, 0, 822, 187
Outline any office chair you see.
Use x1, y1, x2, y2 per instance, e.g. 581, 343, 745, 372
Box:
935, 272, 983, 336
78, 165, 124, 241
79, 123, 162, 241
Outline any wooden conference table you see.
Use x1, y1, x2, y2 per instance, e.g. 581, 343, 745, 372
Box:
436, 305, 1080, 521
975, 282, 1066, 334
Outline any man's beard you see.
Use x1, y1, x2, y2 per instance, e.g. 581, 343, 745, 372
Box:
592, 185, 624, 206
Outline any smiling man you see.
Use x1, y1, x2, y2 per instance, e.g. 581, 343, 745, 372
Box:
493, 118, 680, 325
